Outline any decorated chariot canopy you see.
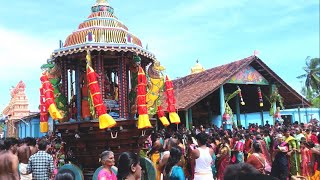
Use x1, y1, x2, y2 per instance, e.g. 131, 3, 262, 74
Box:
39, 0, 180, 133
51, 0, 155, 60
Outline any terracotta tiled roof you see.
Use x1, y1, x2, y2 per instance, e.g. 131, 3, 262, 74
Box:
171, 55, 311, 110
173, 56, 255, 110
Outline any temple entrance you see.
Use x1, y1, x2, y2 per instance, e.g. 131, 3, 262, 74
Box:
282, 115, 292, 126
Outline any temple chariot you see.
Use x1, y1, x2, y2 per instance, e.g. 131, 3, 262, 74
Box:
39, 0, 180, 178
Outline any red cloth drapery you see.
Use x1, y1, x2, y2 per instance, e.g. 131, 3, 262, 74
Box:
165, 76, 180, 124
157, 105, 170, 127
86, 65, 116, 129
137, 67, 152, 129
39, 87, 49, 133
40, 73, 62, 122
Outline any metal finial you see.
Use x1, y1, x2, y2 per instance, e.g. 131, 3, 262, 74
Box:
96, 0, 109, 5
196, 59, 199, 63
96, 0, 106, 3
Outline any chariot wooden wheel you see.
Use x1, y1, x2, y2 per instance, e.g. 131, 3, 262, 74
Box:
58, 164, 84, 180
140, 157, 156, 180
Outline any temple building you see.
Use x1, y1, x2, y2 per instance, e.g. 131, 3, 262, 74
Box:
1, 81, 30, 137
15, 113, 53, 139
173, 55, 315, 129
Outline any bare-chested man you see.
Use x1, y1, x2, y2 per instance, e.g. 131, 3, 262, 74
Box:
0, 137, 19, 180
25, 137, 38, 155
18, 138, 32, 180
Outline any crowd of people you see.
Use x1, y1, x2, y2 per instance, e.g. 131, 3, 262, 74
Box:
0, 120, 319, 180
0, 136, 142, 180
0, 137, 54, 180
147, 121, 320, 180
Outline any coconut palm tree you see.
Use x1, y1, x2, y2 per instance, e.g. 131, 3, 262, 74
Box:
297, 56, 320, 94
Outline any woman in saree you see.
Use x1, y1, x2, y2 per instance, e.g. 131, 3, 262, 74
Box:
185, 134, 196, 180
310, 134, 320, 180
284, 129, 301, 176
216, 136, 231, 180
300, 139, 314, 179
209, 136, 217, 178
247, 142, 267, 174
271, 134, 289, 180
97, 151, 117, 180
148, 139, 163, 180
231, 134, 244, 164
256, 134, 272, 166
163, 146, 185, 180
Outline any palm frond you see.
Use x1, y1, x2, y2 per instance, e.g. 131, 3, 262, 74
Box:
305, 56, 312, 67
262, 93, 271, 103
225, 89, 240, 103
296, 74, 307, 79
309, 58, 320, 69
311, 73, 320, 83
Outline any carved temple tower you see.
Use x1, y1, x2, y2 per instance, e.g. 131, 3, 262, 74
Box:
2, 81, 30, 137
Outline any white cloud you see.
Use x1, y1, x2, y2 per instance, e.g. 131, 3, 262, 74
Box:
0, 27, 60, 112
0, 27, 57, 80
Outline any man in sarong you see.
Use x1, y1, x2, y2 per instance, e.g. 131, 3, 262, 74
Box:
18, 138, 33, 180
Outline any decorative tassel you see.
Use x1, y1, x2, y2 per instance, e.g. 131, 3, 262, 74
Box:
137, 67, 152, 129
169, 112, 180, 124
258, 87, 264, 107
48, 104, 62, 120
237, 86, 245, 105
40, 73, 62, 120
165, 76, 180, 124
157, 106, 170, 127
40, 122, 48, 133
159, 117, 170, 127
40, 87, 49, 133
98, 114, 116, 129
86, 51, 116, 129
138, 114, 152, 129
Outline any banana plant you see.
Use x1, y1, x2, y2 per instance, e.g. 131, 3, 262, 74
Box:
224, 89, 241, 126
263, 87, 284, 117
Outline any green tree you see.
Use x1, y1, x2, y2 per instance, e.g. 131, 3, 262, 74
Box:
297, 57, 320, 94
301, 86, 314, 101
311, 95, 320, 108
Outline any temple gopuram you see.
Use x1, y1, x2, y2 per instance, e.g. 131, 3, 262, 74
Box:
2, 81, 30, 137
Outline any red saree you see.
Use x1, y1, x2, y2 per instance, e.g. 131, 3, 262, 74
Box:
217, 145, 231, 180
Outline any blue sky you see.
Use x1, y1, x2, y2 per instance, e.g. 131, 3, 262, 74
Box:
0, 0, 319, 112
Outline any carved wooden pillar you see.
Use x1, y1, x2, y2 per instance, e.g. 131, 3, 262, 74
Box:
70, 63, 74, 98
62, 59, 68, 99
101, 54, 105, 99
75, 60, 81, 121
122, 56, 128, 119
126, 58, 130, 119
97, 52, 103, 92
118, 56, 125, 119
